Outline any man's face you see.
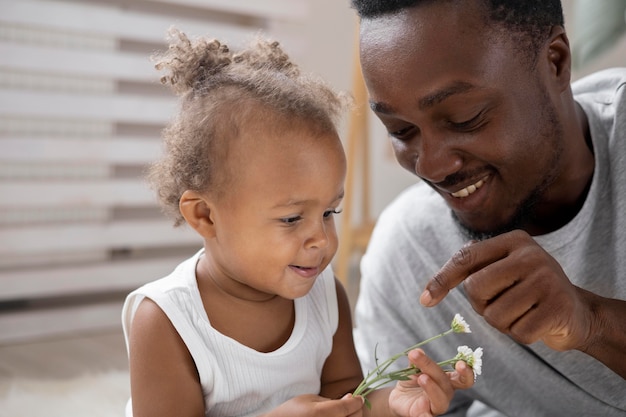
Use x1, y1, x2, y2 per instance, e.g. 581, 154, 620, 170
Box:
359, 1, 566, 237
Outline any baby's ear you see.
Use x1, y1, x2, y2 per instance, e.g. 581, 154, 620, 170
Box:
179, 190, 217, 238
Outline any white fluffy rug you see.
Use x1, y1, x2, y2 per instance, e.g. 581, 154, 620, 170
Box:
0, 370, 130, 417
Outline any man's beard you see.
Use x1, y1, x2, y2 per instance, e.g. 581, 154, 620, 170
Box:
451, 192, 538, 241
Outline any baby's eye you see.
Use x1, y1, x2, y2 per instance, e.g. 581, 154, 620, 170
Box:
323, 208, 343, 219
281, 215, 302, 225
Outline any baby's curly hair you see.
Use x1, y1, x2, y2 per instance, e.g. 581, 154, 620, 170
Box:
147, 28, 349, 226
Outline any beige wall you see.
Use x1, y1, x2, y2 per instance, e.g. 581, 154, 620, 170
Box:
563, 0, 626, 80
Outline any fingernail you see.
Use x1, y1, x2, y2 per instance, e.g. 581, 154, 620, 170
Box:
420, 290, 432, 306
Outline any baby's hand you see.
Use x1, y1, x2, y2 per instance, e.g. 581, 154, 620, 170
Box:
389, 349, 474, 417
263, 393, 364, 417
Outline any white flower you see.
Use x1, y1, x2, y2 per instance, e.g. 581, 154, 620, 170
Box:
354, 315, 480, 404
456, 345, 483, 377
451, 314, 471, 334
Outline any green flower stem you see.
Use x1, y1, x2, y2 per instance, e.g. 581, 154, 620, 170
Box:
353, 328, 455, 397
401, 328, 455, 355
357, 357, 462, 398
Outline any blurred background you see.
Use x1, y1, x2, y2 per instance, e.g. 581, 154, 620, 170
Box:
0, 0, 358, 346
0, 0, 624, 413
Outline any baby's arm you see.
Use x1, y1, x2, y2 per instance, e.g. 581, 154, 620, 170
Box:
259, 394, 364, 417
128, 298, 205, 417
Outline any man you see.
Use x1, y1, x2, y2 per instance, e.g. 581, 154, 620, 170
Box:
351, 0, 626, 415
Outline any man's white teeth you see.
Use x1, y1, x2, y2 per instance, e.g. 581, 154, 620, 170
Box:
451, 177, 486, 198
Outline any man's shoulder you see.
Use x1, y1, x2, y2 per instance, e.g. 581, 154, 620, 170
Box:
572, 67, 626, 99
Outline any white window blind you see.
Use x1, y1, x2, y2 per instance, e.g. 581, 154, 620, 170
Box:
0, 0, 308, 342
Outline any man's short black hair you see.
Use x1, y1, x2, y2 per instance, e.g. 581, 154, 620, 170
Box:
351, 0, 564, 64
351, 0, 563, 28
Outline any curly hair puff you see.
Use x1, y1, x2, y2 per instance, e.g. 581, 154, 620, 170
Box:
147, 28, 350, 226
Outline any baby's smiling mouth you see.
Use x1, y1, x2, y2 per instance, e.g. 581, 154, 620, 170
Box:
292, 265, 314, 271
289, 264, 320, 278
451, 176, 488, 198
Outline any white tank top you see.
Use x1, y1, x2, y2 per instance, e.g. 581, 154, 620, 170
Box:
122, 249, 338, 416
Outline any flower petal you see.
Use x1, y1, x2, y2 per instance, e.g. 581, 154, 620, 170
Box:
451, 314, 471, 333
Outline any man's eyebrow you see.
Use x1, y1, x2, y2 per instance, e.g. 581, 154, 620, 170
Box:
370, 101, 393, 114
369, 81, 477, 115
418, 81, 475, 109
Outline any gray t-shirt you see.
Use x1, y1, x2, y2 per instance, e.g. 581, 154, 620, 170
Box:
353, 68, 626, 417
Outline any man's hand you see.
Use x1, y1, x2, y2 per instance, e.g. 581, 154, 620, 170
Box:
419, 229, 593, 352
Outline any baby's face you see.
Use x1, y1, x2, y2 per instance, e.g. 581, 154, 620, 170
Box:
206, 120, 346, 301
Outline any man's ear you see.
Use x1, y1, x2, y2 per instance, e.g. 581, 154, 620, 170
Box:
179, 190, 217, 238
545, 25, 572, 92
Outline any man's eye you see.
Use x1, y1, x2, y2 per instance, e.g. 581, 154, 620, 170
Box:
389, 126, 415, 140
449, 110, 486, 131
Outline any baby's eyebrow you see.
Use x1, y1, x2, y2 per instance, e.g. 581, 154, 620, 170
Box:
273, 190, 345, 209
273, 200, 307, 209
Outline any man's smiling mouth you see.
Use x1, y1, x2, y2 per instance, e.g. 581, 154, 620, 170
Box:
451, 176, 488, 198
